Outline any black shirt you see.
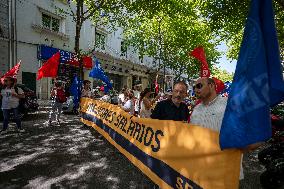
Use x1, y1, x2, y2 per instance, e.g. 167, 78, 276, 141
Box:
151, 99, 189, 121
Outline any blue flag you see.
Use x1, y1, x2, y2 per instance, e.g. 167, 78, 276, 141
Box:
220, 0, 284, 149
70, 76, 82, 109
89, 57, 112, 93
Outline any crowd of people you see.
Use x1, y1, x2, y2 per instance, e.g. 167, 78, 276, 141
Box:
1, 76, 262, 180
45, 78, 221, 124
69, 78, 222, 126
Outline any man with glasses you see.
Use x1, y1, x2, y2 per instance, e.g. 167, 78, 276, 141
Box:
190, 77, 244, 180
190, 77, 228, 131
151, 81, 189, 121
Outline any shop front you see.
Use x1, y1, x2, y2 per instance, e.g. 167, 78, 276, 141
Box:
37, 44, 92, 99
93, 51, 150, 92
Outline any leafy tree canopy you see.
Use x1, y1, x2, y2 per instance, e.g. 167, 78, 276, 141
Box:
199, 0, 284, 60
121, 0, 221, 78
212, 66, 234, 82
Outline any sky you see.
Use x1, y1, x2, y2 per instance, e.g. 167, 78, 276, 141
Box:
216, 43, 237, 74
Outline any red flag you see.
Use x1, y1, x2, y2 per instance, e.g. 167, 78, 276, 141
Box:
0, 61, 21, 84
82, 56, 93, 69
212, 77, 225, 94
37, 52, 60, 80
190, 47, 211, 77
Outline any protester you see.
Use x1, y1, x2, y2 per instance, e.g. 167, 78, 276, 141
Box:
151, 81, 189, 121
190, 77, 244, 180
81, 80, 92, 98
139, 88, 160, 118
118, 88, 127, 105
134, 84, 142, 116
190, 77, 228, 130
92, 88, 101, 99
133, 84, 142, 99
120, 90, 135, 115
48, 82, 66, 125
0, 77, 25, 133
101, 92, 111, 103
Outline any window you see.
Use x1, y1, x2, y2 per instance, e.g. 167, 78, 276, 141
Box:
42, 13, 60, 32
95, 32, 106, 50
120, 41, 127, 57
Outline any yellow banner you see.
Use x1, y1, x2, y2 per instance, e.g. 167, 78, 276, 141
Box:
80, 98, 242, 189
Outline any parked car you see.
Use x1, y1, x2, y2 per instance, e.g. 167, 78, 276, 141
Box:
0, 84, 39, 120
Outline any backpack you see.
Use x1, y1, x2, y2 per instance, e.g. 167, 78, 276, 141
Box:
56, 88, 67, 103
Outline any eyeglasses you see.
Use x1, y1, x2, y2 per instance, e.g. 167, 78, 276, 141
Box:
193, 83, 203, 90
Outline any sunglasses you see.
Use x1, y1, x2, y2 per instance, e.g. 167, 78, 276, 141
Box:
193, 83, 203, 90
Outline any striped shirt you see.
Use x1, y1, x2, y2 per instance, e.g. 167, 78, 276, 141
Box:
190, 95, 244, 180
190, 95, 227, 131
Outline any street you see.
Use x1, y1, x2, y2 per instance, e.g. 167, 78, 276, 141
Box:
0, 102, 264, 189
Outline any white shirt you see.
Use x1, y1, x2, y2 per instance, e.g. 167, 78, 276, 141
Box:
140, 100, 152, 118
81, 88, 92, 98
1, 87, 24, 109
134, 90, 140, 99
118, 93, 125, 104
190, 95, 227, 131
190, 95, 244, 180
123, 99, 134, 115
101, 95, 111, 103
133, 91, 140, 112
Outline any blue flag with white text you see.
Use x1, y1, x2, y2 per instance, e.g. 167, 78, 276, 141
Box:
89, 57, 112, 93
220, 0, 284, 149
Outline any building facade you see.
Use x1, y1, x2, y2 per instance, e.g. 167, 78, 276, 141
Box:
0, 0, 16, 75
10, 0, 157, 99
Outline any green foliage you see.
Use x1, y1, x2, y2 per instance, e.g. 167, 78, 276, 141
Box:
121, 0, 221, 77
199, 0, 284, 60
212, 66, 234, 82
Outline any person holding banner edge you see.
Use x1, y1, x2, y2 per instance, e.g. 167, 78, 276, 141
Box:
190, 77, 264, 181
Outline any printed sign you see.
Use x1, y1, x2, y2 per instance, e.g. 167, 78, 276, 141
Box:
80, 98, 241, 189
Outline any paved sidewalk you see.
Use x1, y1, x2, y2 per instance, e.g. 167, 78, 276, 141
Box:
0, 101, 264, 189
0, 104, 154, 189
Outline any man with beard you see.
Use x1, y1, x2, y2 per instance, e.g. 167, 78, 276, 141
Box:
151, 81, 189, 121
190, 77, 245, 180
190, 77, 228, 130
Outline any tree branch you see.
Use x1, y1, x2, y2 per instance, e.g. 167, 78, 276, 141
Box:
68, 1, 76, 21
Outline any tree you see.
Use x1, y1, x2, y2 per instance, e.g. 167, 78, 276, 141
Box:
121, 0, 221, 82
199, 0, 284, 60
60, 0, 126, 78
212, 66, 234, 82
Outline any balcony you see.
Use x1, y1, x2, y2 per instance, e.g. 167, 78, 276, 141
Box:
32, 24, 69, 41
